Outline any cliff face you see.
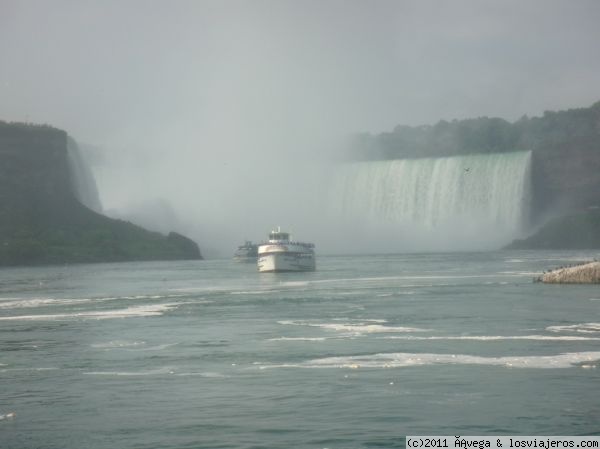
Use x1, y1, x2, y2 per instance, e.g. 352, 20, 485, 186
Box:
0, 124, 70, 217
505, 209, 600, 250
528, 105, 600, 217
0, 121, 202, 266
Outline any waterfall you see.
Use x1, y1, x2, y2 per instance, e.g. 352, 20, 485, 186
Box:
66, 137, 102, 213
330, 151, 532, 251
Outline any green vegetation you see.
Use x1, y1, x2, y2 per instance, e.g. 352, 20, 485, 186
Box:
0, 199, 202, 265
349, 101, 600, 160
0, 121, 202, 266
505, 209, 600, 249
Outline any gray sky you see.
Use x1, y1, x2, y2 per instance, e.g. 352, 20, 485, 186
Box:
1, 0, 600, 255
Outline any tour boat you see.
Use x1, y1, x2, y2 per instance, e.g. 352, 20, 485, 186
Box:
257, 227, 315, 272
233, 241, 258, 262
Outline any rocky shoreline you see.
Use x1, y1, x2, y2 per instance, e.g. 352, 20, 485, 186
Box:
536, 261, 600, 284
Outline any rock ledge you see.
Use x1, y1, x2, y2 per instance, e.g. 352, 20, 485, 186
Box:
538, 261, 600, 284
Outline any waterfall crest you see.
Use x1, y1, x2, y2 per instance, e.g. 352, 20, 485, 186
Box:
331, 151, 532, 251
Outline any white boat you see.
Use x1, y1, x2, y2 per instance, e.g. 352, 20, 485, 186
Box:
233, 241, 258, 262
257, 227, 315, 272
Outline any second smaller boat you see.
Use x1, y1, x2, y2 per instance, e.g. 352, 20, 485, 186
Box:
234, 241, 258, 262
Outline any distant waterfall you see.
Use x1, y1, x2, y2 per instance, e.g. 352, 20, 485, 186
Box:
66, 137, 102, 212
330, 151, 532, 251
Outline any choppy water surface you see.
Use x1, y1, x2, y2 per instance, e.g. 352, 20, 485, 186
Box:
1, 251, 599, 448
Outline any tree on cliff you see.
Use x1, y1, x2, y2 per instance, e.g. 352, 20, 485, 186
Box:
349, 101, 600, 161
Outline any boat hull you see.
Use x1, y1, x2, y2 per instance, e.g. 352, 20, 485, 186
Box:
257, 252, 315, 272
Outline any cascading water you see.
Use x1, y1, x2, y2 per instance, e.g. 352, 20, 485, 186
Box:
330, 151, 532, 251
66, 137, 102, 213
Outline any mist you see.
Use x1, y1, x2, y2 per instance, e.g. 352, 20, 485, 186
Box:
2, 0, 600, 256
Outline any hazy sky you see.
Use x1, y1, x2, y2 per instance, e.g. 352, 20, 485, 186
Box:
1, 0, 600, 255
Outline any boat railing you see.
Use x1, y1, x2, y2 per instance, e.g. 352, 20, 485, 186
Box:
259, 240, 314, 248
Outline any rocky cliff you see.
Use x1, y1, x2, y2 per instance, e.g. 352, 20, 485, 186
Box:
0, 121, 202, 266
505, 209, 600, 249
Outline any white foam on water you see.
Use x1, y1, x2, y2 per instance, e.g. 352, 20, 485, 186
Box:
280, 281, 310, 288
230, 290, 282, 295
589, 298, 600, 301
261, 351, 600, 370
325, 322, 425, 334
331, 318, 387, 323
379, 335, 600, 341
91, 341, 147, 349
1, 367, 59, 373
171, 286, 240, 294
91, 341, 177, 352
84, 367, 176, 376
546, 323, 600, 333
498, 271, 540, 276
0, 293, 189, 310
281, 275, 513, 291
83, 368, 225, 377
140, 343, 179, 351
174, 371, 228, 378
268, 337, 332, 342
0, 297, 96, 309
0, 303, 180, 321
118, 294, 188, 300
277, 319, 428, 334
